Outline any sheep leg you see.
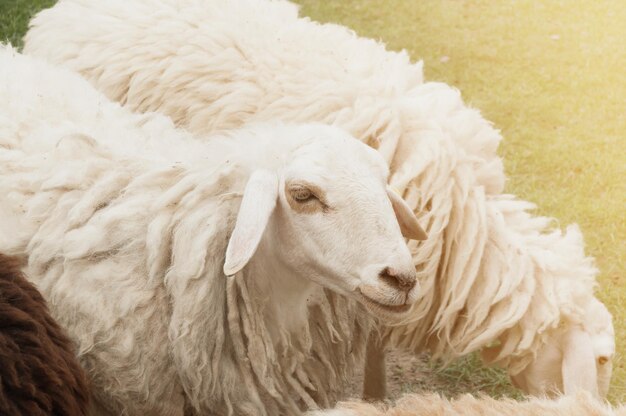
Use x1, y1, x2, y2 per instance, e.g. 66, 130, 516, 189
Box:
362, 330, 387, 401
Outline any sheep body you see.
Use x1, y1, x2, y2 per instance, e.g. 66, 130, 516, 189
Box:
24, 0, 501, 186
307, 392, 626, 416
24, 0, 609, 397
0, 253, 90, 416
0, 46, 420, 415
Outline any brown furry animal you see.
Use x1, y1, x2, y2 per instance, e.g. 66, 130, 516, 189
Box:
0, 254, 90, 416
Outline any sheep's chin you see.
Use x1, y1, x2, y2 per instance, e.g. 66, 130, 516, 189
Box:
356, 292, 413, 321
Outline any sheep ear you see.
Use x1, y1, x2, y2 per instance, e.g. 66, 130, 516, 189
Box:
224, 170, 279, 276
386, 186, 427, 241
562, 328, 599, 397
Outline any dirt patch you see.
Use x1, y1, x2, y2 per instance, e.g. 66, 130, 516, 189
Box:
346, 349, 524, 401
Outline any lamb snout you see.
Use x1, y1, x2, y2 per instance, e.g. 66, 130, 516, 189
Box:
357, 259, 419, 318
378, 266, 417, 294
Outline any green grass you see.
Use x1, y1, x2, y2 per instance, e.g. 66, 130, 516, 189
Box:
424, 354, 525, 400
295, 0, 626, 403
387, 352, 526, 400
3, 0, 625, 404
0, 0, 55, 49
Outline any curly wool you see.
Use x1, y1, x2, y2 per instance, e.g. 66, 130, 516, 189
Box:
0, 46, 373, 415
0, 254, 90, 416
25, 0, 599, 383
308, 392, 626, 416
381, 128, 597, 375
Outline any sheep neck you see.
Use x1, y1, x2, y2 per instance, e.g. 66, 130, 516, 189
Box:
243, 235, 317, 344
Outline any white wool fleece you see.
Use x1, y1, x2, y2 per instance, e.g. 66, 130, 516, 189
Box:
308, 392, 626, 416
24, 0, 609, 398
0, 46, 424, 415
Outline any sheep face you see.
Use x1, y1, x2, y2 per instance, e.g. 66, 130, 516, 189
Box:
596, 336, 614, 398
587, 299, 615, 398
224, 125, 425, 321
511, 299, 614, 399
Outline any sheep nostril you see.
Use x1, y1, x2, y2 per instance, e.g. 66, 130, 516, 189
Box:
378, 267, 416, 293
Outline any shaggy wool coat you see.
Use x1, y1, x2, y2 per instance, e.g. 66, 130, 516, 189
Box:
0, 254, 90, 416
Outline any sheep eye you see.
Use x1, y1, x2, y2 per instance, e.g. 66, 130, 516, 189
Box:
292, 188, 315, 202
598, 356, 609, 365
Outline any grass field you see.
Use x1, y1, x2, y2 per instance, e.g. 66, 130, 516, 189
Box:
3, 0, 625, 404
0, 0, 55, 48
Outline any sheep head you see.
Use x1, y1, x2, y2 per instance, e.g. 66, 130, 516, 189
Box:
510, 298, 614, 399
585, 298, 615, 398
223, 124, 426, 321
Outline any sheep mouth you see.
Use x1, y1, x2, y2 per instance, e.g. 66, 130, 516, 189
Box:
357, 292, 412, 315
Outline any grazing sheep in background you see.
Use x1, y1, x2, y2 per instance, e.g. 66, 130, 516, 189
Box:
24, 0, 612, 399
0, 254, 90, 416
510, 298, 615, 398
365, 139, 605, 400
0, 46, 425, 416
306, 392, 626, 416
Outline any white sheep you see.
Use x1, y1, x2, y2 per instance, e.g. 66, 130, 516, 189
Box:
306, 392, 626, 416
0, 46, 426, 415
510, 298, 615, 398
24, 0, 612, 399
